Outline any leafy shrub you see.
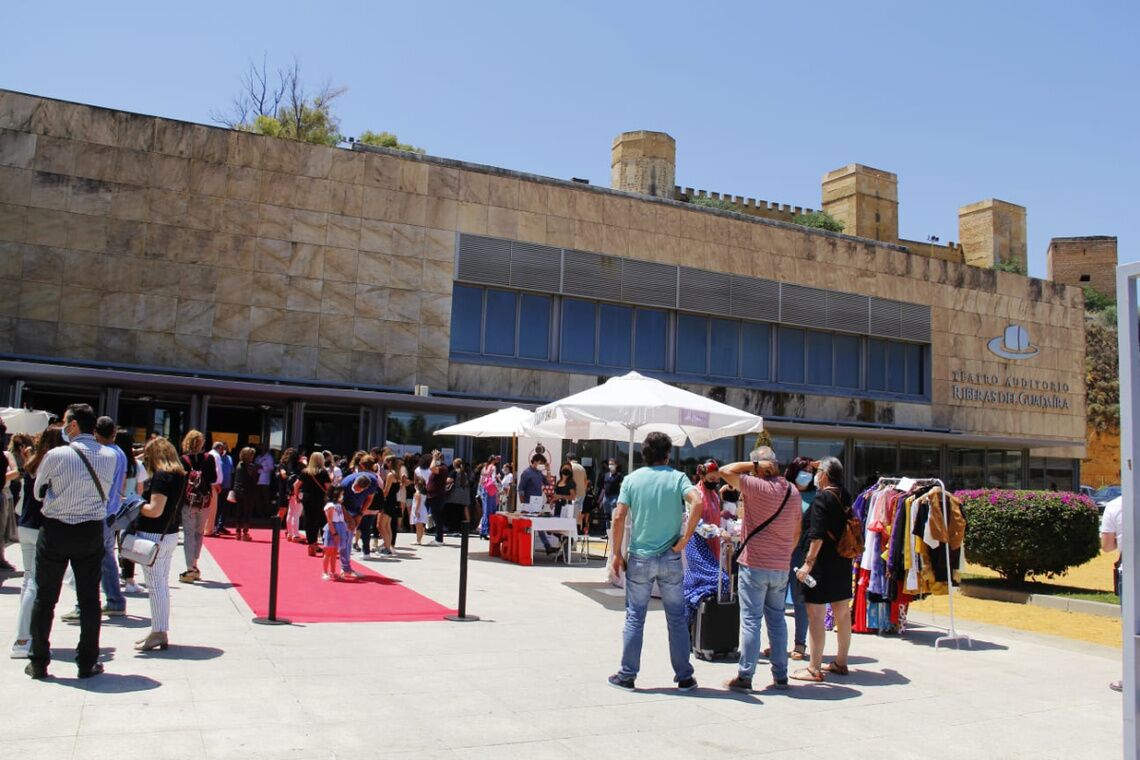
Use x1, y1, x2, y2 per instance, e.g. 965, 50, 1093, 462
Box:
690, 196, 737, 211
955, 489, 1100, 584
792, 211, 844, 232
992, 258, 1026, 275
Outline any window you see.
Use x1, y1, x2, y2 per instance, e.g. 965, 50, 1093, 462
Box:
484, 290, 517, 356
986, 449, 1023, 489
854, 442, 897, 488
905, 344, 923, 395
807, 331, 833, 386
450, 285, 482, 353
676, 314, 707, 374
834, 334, 860, 388
450, 284, 929, 400
634, 309, 667, 371
899, 445, 940, 479
778, 327, 805, 383
518, 294, 551, 359
710, 319, 739, 377
770, 436, 795, 467
561, 299, 596, 363
798, 438, 845, 463
598, 304, 633, 367
950, 449, 984, 490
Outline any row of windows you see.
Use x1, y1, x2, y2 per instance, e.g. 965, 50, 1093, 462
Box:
451, 285, 928, 398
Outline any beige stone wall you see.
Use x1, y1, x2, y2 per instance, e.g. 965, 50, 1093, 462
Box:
958, 199, 1027, 270
1047, 236, 1117, 300
0, 90, 1086, 447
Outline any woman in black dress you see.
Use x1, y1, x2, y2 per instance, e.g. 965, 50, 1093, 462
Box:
553, 465, 576, 518
232, 446, 258, 541
298, 452, 332, 556
792, 456, 853, 682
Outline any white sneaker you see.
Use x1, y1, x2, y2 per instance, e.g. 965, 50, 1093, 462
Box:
10, 640, 30, 659
426, 539, 442, 546
321, 573, 332, 581
123, 581, 143, 594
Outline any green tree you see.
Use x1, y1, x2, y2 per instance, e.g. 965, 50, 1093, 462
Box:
690, 196, 736, 211
356, 130, 425, 154
792, 211, 844, 233
1083, 286, 1115, 315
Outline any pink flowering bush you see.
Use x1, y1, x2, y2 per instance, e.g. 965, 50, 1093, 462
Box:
954, 489, 1100, 583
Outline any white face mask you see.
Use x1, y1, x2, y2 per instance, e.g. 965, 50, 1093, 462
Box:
814, 472, 824, 489
609, 464, 616, 472
536, 464, 545, 472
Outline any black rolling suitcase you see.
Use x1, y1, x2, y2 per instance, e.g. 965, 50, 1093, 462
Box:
691, 539, 739, 661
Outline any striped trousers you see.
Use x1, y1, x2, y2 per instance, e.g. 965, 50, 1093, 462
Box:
138, 532, 179, 633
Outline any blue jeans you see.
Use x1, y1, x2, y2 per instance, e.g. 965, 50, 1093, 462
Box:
618, 549, 693, 683
738, 566, 789, 681
102, 524, 125, 610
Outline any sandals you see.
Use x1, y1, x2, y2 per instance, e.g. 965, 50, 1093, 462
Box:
790, 667, 824, 682
790, 646, 807, 661
826, 661, 849, 676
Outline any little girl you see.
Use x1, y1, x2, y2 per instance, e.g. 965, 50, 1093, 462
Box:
322, 486, 346, 580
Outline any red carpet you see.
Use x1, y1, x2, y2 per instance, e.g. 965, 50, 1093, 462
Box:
204, 530, 454, 623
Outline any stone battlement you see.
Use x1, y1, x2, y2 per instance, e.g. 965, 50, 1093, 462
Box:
673, 186, 818, 220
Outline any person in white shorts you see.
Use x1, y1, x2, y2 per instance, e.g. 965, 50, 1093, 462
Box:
412, 454, 431, 544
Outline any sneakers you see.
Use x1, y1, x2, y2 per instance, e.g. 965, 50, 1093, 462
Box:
342, 570, 362, 579
1110, 680, 1123, 692
61, 608, 81, 622
607, 673, 635, 691
101, 605, 126, 617
426, 539, 443, 547
123, 581, 143, 594
321, 573, 333, 581
379, 548, 394, 557
676, 676, 698, 692
724, 675, 753, 693
25, 662, 48, 680
10, 640, 30, 659
770, 678, 789, 691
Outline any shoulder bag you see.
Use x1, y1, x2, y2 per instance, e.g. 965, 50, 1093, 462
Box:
732, 483, 794, 563
120, 475, 183, 567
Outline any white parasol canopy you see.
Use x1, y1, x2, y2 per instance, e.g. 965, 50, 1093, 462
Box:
521, 371, 763, 470
433, 407, 534, 438
1, 407, 53, 436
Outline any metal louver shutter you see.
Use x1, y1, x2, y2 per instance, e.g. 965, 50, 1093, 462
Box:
826, 291, 870, 334
456, 234, 511, 286
870, 297, 902, 338
899, 302, 932, 342
563, 249, 621, 300
509, 241, 561, 293
729, 276, 779, 322
780, 283, 829, 328
622, 259, 677, 308
678, 267, 732, 316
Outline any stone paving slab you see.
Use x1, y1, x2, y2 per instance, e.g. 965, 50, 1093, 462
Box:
0, 536, 1125, 759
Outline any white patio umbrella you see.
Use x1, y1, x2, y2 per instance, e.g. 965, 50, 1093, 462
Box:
1, 407, 53, 435
433, 407, 534, 438
521, 371, 764, 472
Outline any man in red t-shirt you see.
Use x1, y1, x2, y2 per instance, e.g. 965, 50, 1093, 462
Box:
717, 446, 800, 692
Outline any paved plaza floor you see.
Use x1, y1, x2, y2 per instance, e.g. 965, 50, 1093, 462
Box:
0, 535, 1125, 759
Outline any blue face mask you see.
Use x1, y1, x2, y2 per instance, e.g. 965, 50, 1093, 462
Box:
61, 422, 72, 443
795, 470, 813, 489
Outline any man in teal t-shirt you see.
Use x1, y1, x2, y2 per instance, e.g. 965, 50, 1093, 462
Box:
607, 432, 702, 692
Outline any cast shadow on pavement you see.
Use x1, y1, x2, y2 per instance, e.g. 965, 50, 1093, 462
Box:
896, 627, 1009, 651
636, 686, 763, 704
48, 672, 162, 693
563, 581, 661, 613
135, 645, 224, 661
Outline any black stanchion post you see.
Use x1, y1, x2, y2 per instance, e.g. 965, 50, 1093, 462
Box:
253, 515, 291, 626
446, 520, 479, 622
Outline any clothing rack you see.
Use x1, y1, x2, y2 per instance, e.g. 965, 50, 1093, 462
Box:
873, 476, 972, 650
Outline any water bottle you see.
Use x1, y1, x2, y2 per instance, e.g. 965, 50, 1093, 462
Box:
794, 567, 817, 588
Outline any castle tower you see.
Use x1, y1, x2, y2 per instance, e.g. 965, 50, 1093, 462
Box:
1047, 236, 1118, 299
957, 199, 1027, 270
820, 164, 898, 243
611, 131, 676, 199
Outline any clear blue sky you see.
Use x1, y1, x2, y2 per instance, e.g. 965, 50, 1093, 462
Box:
4, 0, 1136, 279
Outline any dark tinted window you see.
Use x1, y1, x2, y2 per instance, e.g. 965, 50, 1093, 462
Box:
867, 339, 886, 391
634, 309, 668, 371
676, 314, 707, 374
560, 299, 596, 364
450, 285, 482, 353
710, 319, 739, 377
598, 304, 633, 367
834, 334, 860, 388
778, 327, 805, 384
484, 290, 517, 356
886, 341, 906, 393
741, 322, 770, 380
806, 331, 833, 386
905, 343, 923, 395
518, 294, 551, 359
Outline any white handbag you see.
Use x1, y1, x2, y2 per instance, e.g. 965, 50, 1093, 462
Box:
119, 533, 160, 567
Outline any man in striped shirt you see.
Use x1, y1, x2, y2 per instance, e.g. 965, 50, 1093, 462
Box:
26, 403, 119, 680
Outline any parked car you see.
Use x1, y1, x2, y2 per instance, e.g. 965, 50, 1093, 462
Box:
1079, 484, 1095, 499
1092, 485, 1121, 514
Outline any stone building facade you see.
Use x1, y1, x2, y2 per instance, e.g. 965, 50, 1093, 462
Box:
0, 90, 1089, 488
